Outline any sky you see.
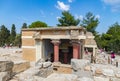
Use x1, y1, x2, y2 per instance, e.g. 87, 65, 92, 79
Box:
0, 0, 120, 34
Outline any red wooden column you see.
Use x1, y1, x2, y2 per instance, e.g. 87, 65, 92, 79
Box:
72, 43, 79, 59
51, 40, 60, 62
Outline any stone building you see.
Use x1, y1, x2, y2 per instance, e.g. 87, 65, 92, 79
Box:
21, 26, 97, 63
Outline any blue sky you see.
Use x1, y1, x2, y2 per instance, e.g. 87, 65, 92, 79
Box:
0, 0, 120, 34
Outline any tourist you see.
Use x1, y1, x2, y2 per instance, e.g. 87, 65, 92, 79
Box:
111, 51, 115, 64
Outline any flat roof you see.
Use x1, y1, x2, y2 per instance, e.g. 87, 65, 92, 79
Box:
22, 26, 86, 31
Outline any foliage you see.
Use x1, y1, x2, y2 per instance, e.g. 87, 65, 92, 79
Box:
14, 34, 21, 47
0, 25, 10, 46
22, 23, 27, 28
97, 22, 120, 53
10, 24, 16, 44
106, 23, 120, 52
80, 12, 99, 35
29, 21, 47, 28
57, 11, 80, 26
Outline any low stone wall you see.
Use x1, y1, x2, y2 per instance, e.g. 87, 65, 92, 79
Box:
12, 61, 30, 75
0, 61, 14, 81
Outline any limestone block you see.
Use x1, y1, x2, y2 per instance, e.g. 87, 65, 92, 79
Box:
12, 61, 30, 75
71, 59, 90, 71
77, 77, 93, 81
0, 61, 14, 72
73, 70, 93, 78
0, 72, 10, 81
34, 76, 44, 81
94, 76, 109, 81
9, 79, 18, 81
95, 68, 102, 75
44, 73, 77, 81
102, 69, 114, 77
36, 67, 53, 78
35, 63, 43, 68
43, 61, 52, 68
61, 74, 78, 81
84, 66, 91, 71
90, 65, 96, 75
110, 78, 120, 81
18, 73, 34, 81
18, 65, 52, 80
21, 67, 40, 76
115, 70, 120, 78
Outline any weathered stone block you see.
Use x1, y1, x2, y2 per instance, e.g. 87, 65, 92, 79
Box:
12, 61, 30, 75
94, 76, 109, 81
102, 69, 114, 77
0, 61, 14, 72
73, 70, 93, 78
110, 78, 120, 81
36, 67, 53, 78
0, 72, 10, 81
71, 59, 90, 71
95, 68, 102, 75
43, 61, 52, 68
77, 77, 93, 81
44, 73, 77, 81
84, 65, 91, 71
115, 69, 120, 78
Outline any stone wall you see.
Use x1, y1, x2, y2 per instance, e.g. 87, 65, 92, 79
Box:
0, 61, 14, 81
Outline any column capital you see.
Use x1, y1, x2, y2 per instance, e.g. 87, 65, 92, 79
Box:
70, 39, 80, 46
51, 39, 61, 45
33, 32, 41, 40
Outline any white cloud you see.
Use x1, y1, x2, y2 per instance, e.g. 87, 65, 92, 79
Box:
56, 1, 70, 11
102, 0, 120, 12
95, 14, 100, 19
68, 0, 73, 3
56, 16, 61, 19
102, 0, 120, 5
75, 14, 83, 20
75, 14, 100, 20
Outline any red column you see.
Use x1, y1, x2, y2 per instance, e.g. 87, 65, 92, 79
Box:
73, 43, 79, 59
51, 40, 60, 62
54, 43, 59, 62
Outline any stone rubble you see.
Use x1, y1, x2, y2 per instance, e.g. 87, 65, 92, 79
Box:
1, 48, 120, 81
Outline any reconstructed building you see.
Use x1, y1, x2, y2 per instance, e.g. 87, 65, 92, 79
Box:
22, 26, 97, 63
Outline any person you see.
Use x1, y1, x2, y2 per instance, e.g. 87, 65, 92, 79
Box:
85, 48, 88, 54
111, 51, 115, 64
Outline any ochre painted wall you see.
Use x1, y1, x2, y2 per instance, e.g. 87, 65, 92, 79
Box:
22, 48, 36, 61
22, 30, 36, 61
22, 38, 35, 46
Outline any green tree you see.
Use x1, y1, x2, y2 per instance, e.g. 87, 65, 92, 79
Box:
29, 21, 47, 28
80, 12, 99, 35
106, 22, 120, 52
14, 34, 21, 47
22, 23, 27, 28
0, 25, 10, 46
97, 22, 120, 52
57, 11, 80, 26
10, 24, 16, 44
